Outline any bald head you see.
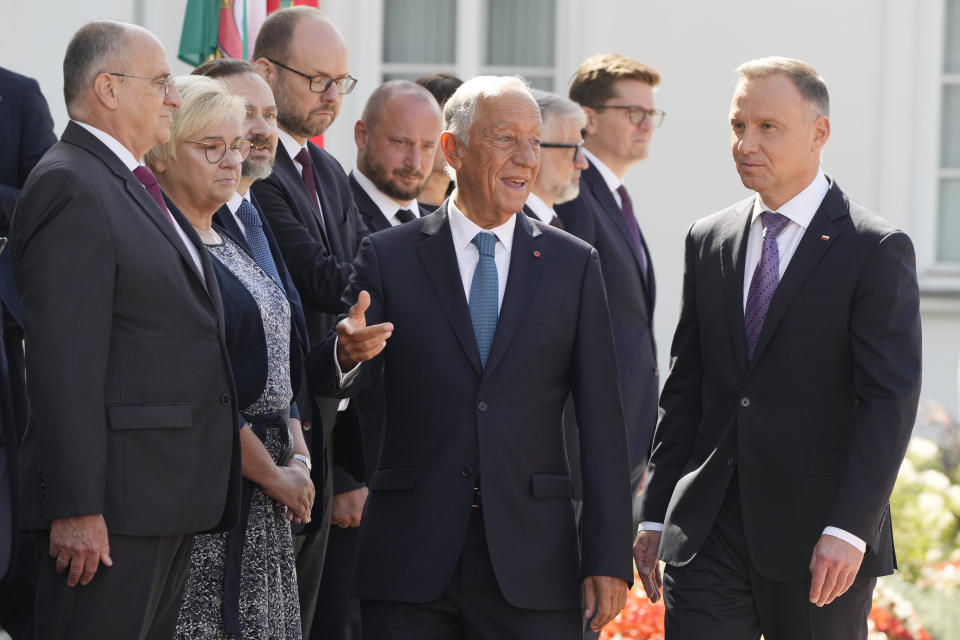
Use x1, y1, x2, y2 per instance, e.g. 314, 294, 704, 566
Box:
63, 20, 159, 113
355, 80, 442, 205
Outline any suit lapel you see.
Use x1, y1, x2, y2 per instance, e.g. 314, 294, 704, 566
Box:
747, 181, 846, 371
483, 214, 545, 376
61, 124, 211, 294
349, 174, 391, 233
584, 162, 651, 297
308, 144, 345, 258
417, 204, 482, 374
213, 203, 249, 251
720, 200, 754, 376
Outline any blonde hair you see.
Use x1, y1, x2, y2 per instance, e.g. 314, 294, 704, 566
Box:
144, 75, 245, 168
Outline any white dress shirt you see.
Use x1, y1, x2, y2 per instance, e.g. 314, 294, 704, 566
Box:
582, 148, 624, 208
351, 169, 421, 226
447, 197, 515, 313
524, 193, 555, 225
640, 169, 866, 554
75, 121, 204, 275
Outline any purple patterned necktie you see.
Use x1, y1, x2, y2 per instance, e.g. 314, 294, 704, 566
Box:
616, 184, 648, 279
744, 211, 791, 359
294, 147, 327, 234
133, 165, 175, 225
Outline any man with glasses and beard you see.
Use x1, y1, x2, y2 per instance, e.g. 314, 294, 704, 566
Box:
309, 78, 443, 640
249, 7, 368, 638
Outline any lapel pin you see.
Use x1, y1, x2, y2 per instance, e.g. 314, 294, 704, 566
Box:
820, 235, 830, 241
533, 250, 541, 258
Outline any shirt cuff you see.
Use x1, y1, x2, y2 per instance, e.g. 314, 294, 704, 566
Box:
638, 521, 664, 534
333, 336, 362, 387
822, 526, 866, 553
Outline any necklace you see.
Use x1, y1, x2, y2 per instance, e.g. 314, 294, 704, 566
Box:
193, 225, 222, 245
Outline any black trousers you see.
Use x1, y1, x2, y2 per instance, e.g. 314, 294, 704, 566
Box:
361, 509, 581, 640
310, 525, 361, 640
33, 532, 192, 640
662, 474, 875, 640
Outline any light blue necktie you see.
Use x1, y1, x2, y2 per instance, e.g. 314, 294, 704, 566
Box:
235, 198, 286, 294
469, 232, 498, 368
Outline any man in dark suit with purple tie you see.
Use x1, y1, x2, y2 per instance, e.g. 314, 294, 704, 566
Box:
633, 57, 922, 640
556, 54, 665, 527
11, 22, 241, 639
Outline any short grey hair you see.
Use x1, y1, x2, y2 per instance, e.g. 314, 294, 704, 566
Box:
63, 20, 137, 110
443, 75, 532, 147
736, 56, 830, 118
529, 88, 586, 131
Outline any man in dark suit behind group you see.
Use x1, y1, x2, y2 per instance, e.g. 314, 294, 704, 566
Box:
634, 57, 922, 640
11, 21, 241, 639
322, 75, 633, 639
556, 54, 664, 514
0, 65, 56, 639
248, 7, 367, 636
310, 78, 442, 640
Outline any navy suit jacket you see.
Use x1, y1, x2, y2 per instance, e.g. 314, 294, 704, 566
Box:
251, 141, 366, 506
638, 180, 922, 580
310, 205, 633, 609
556, 160, 658, 477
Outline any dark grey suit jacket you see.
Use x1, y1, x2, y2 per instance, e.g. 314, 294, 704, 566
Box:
12, 122, 241, 536
638, 179, 922, 580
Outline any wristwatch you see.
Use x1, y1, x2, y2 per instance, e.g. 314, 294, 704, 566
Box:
292, 454, 312, 471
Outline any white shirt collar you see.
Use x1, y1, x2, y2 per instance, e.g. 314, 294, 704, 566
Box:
351, 169, 420, 224
447, 196, 516, 256
278, 128, 307, 165
582, 148, 623, 194
226, 191, 245, 215
74, 120, 140, 171
524, 192, 555, 224
751, 168, 830, 230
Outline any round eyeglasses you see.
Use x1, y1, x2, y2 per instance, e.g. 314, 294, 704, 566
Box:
183, 137, 253, 164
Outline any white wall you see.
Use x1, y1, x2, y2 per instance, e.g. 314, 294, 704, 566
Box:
4, 0, 957, 419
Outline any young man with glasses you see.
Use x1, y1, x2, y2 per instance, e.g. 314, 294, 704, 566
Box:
556, 54, 664, 551
250, 7, 368, 639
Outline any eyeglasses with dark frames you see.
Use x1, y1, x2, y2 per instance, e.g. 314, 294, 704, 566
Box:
540, 140, 584, 163
109, 72, 174, 96
266, 58, 357, 95
183, 137, 253, 164
587, 105, 666, 128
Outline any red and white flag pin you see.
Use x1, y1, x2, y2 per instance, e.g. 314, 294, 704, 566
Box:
820, 234, 830, 241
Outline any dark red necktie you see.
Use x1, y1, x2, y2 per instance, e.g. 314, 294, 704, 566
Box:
294, 147, 327, 234
133, 165, 176, 225
616, 184, 649, 280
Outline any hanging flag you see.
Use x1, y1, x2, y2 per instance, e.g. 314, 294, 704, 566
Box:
218, 0, 244, 59
178, 0, 221, 66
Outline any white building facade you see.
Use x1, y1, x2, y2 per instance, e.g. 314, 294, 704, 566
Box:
3, 0, 959, 424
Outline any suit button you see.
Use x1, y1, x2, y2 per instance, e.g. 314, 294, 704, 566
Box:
739, 397, 750, 408
460, 466, 473, 478
726, 456, 736, 467
653, 368, 659, 377
302, 420, 312, 432
220, 394, 231, 406
477, 402, 488, 412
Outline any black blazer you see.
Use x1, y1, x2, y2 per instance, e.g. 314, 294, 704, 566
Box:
12, 122, 241, 536
638, 179, 922, 580
213, 193, 309, 409
0, 67, 56, 233
556, 160, 658, 475
310, 205, 633, 609
349, 173, 433, 234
